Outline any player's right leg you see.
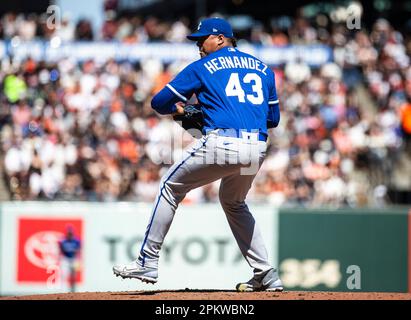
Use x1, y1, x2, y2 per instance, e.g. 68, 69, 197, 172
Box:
218, 144, 283, 292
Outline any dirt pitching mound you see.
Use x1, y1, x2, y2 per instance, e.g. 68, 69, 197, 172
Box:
2, 290, 411, 300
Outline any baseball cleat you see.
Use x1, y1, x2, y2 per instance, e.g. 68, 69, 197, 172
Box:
236, 268, 284, 292
113, 261, 158, 284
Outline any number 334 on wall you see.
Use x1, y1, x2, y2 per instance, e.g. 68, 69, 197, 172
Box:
280, 259, 362, 289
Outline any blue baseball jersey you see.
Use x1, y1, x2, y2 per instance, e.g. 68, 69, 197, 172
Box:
59, 238, 81, 259
165, 47, 279, 135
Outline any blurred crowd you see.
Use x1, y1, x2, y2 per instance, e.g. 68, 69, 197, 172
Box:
0, 11, 191, 43
0, 10, 410, 206
254, 18, 411, 207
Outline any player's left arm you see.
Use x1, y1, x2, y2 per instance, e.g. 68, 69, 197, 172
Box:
151, 88, 181, 115
267, 69, 280, 128
151, 64, 202, 115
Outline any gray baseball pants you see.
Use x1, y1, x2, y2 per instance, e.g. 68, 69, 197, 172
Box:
138, 130, 273, 277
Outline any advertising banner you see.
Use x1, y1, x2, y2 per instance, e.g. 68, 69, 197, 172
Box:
0, 202, 277, 295
16, 217, 83, 284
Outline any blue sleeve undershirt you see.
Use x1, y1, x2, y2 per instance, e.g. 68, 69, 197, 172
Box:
151, 87, 180, 115
267, 103, 280, 128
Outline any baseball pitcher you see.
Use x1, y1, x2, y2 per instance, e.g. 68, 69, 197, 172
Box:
113, 17, 282, 292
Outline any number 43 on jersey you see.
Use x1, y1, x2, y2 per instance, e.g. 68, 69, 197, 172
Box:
225, 73, 264, 105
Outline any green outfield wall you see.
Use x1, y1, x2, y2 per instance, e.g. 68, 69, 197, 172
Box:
278, 208, 410, 292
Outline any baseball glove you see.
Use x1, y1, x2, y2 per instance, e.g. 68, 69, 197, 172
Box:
173, 104, 204, 139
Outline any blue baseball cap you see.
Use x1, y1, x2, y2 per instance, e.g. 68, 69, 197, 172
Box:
187, 17, 234, 41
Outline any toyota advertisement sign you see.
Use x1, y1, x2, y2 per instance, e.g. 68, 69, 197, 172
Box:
0, 202, 278, 295
17, 218, 83, 285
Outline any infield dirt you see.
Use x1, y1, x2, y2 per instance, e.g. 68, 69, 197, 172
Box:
1, 290, 411, 300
